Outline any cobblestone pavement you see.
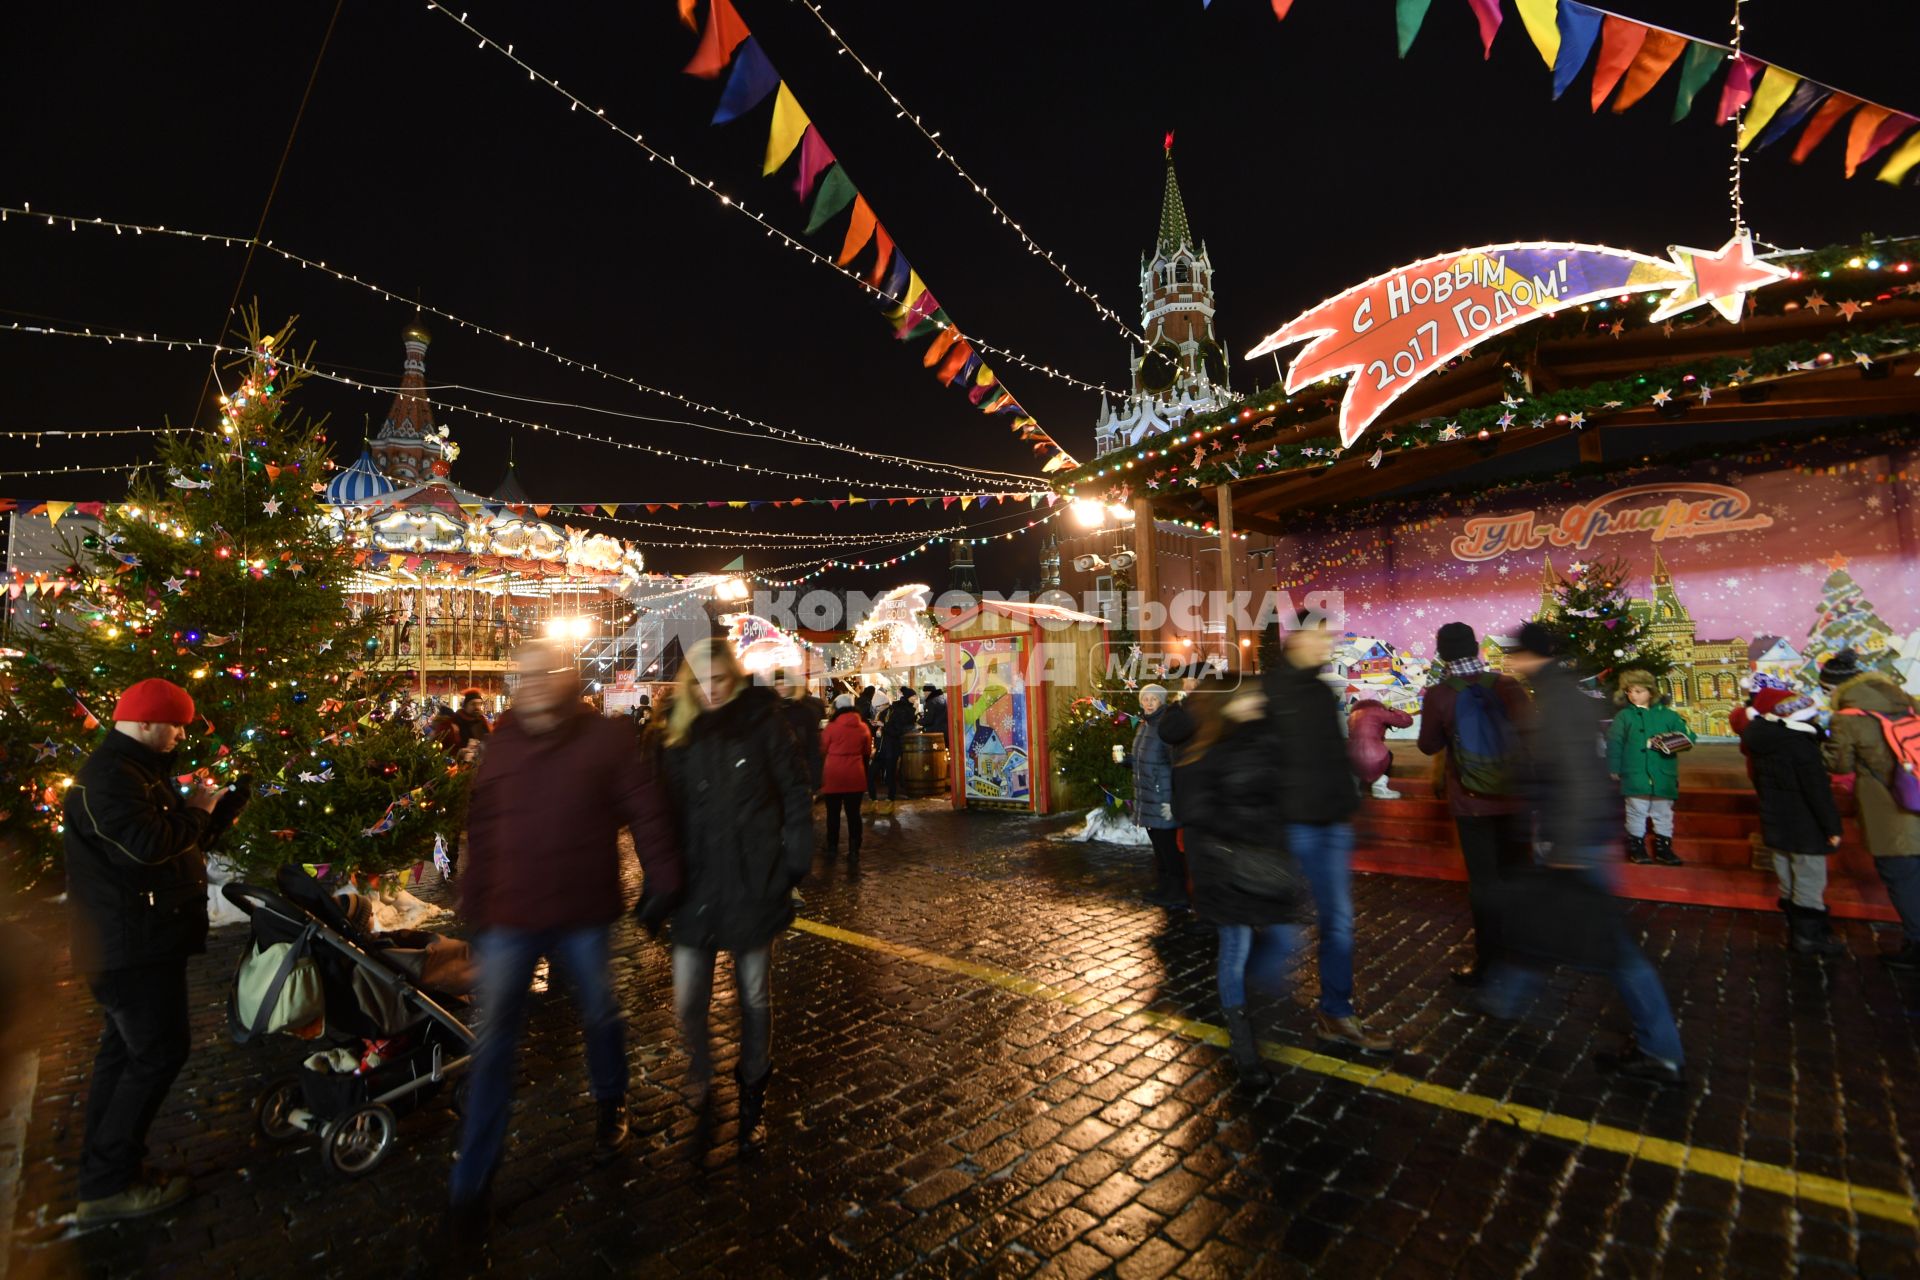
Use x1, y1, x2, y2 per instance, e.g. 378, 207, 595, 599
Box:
7, 800, 1920, 1279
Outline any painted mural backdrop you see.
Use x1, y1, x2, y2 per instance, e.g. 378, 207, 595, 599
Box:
1272, 441, 1920, 740
954, 634, 1033, 807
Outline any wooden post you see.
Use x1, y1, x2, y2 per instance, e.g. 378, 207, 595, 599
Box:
1129, 496, 1159, 651
1216, 485, 1238, 661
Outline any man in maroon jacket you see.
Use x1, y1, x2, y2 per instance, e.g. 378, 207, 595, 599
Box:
449, 641, 683, 1220
1417, 622, 1531, 987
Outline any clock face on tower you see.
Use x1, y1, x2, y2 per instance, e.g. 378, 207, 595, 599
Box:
1138, 342, 1180, 394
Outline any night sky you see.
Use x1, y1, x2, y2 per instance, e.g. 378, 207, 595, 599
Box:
3, 0, 1914, 589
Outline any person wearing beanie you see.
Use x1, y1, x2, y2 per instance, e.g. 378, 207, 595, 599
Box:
872, 687, 919, 812
919, 683, 949, 739
1118, 683, 1185, 908
819, 693, 874, 865
1607, 670, 1692, 867
1746, 688, 1846, 956
452, 687, 492, 750
64, 677, 247, 1223
1416, 622, 1529, 986
1824, 668, 1920, 970
1818, 647, 1864, 690
1477, 624, 1686, 1087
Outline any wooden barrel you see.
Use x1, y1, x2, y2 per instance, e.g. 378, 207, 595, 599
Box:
899, 732, 951, 798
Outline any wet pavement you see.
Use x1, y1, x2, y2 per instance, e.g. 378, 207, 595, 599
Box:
6, 799, 1920, 1278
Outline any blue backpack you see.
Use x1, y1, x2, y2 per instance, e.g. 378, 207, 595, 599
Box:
1445, 674, 1516, 796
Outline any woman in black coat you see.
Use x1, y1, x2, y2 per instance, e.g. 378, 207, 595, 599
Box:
1156, 668, 1306, 1084
660, 639, 814, 1150
1744, 694, 1844, 955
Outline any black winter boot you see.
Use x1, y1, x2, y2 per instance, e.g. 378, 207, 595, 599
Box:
1626, 832, 1654, 865
736, 1064, 770, 1154
1220, 1007, 1271, 1086
1790, 905, 1845, 957
594, 1099, 629, 1160
1650, 834, 1683, 867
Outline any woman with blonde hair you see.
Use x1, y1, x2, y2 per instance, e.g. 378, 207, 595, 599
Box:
659, 638, 813, 1152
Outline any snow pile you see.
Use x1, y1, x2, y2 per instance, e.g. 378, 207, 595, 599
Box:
205, 859, 250, 928
1058, 807, 1151, 846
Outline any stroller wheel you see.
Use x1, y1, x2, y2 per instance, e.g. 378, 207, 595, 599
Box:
321, 1103, 397, 1178
254, 1075, 308, 1144
449, 1076, 470, 1118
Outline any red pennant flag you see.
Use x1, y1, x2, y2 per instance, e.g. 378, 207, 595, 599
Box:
864, 224, 895, 287
1271, 0, 1294, 14
645, 504, 660, 513
1793, 93, 1859, 164
942, 496, 957, 509
922, 326, 960, 367
1589, 17, 1647, 110
838, 197, 877, 266
828, 499, 845, 509
1463, 0, 1501, 58
936, 339, 973, 385
683, 0, 748, 79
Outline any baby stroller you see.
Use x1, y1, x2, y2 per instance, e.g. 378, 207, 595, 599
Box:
222, 865, 475, 1178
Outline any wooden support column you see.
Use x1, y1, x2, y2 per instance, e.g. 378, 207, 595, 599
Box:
1578, 429, 1603, 464
1216, 485, 1238, 660
1130, 496, 1160, 651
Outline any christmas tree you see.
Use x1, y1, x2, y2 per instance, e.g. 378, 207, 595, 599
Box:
1798, 556, 1897, 687
1, 312, 467, 888
1539, 555, 1674, 693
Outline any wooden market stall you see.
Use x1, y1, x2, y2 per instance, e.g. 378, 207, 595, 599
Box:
940, 599, 1111, 814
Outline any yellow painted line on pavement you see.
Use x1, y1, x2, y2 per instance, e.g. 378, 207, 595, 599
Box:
791, 916, 1918, 1229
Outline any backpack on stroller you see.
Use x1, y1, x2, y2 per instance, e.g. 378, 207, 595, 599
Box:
223, 865, 475, 1178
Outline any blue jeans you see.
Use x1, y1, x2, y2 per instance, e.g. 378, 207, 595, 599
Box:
1876, 856, 1920, 942
450, 926, 627, 1204
1216, 924, 1304, 1009
1481, 867, 1684, 1066
1287, 822, 1356, 1017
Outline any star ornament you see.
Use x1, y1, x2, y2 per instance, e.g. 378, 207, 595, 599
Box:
163, 576, 186, 593
1648, 231, 1790, 325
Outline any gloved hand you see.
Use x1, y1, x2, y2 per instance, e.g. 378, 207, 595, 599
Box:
633, 886, 680, 939
1159, 803, 1173, 820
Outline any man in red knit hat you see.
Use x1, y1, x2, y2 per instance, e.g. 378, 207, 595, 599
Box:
64, 677, 245, 1223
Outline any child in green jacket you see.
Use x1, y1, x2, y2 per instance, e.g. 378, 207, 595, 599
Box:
1607, 668, 1695, 866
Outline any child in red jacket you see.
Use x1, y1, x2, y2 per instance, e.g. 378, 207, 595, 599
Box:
1348, 699, 1414, 799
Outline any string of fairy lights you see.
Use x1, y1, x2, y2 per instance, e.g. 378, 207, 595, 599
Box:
0, 321, 1051, 500
751, 506, 1068, 587
420, 6, 1123, 400
784, 0, 1144, 347
0, 203, 1045, 489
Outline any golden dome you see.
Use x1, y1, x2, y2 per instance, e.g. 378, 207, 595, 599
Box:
403, 320, 432, 345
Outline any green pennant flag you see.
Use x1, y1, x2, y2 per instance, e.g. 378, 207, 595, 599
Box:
804, 166, 858, 233
1671, 42, 1724, 122
900, 309, 946, 344
1395, 0, 1433, 58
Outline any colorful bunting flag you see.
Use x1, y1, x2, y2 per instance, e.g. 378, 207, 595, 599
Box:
1793, 93, 1859, 163
1879, 130, 1920, 185
1394, 0, 1431, 58
1610, 28, 1686, 113
803, 166, 857, 232
1737, 65, 1802, 150
837, 196, 877, 265
763, 82, 810, 174
864, 223, 895, 287
1551, 2, 1597, 101
1463, 0, 1502, 58
683, 0, 748, 78
1588, 16, 1646, 111
1669, 40, 1724, 122
1514, 0, 1561, 69
792, 127, 835, 200
712, 36, 777, 123
1715, 54, 1758, 124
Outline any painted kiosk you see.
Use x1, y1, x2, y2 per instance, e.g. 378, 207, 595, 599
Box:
940, 600, 1111, 814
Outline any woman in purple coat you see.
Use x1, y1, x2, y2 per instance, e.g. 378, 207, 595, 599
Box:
1348, 699, 1414, 799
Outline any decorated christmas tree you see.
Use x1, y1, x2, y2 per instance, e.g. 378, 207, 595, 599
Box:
0, 312, 467, 888
1541, 555, 1674, 694
1798, 555, 1897, 687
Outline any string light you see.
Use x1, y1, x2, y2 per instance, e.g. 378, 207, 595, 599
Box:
0, 427, 190, 441
0, 461, 157, 480
421, 5, 1118, 411
753, 507, 1066, 586
1729, 0, 1748, 241
786, 0, 1144, 346
0, 202, 1045, 488
1, 320, 1048, 500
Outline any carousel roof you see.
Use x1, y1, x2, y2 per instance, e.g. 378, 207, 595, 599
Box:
325, 448, 398, 506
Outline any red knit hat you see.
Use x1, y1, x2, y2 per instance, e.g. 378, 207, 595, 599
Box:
1749, 687, 1797, 719
112, 678, 196, 725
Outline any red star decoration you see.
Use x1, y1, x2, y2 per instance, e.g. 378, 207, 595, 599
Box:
1823, 553, 1850, 572
1651, 231, 1791, 325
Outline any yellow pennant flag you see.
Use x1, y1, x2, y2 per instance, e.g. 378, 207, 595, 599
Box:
1513, 0, 1560, 68
1737, 66, 1801, 151
764, 83, 811, 175
1879, 130, 1920, 185
600, 504, 619, 517
727, 500, 749, 509
884, 270, 926, 319
44, 501, 73, 526
849, 496, 866, 505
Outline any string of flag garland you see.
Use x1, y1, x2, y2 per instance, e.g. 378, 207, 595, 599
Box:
0, 320, 1041, 500
682, 0, 1079, 472
423, 4, 1103, 471
750, 507, 1067, 586
1262, 1, 1920, 186
0, 203, 1035, 490
774, 0, 1145, 346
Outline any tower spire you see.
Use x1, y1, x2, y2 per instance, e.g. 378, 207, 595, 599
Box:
1157, 140, 1192, 256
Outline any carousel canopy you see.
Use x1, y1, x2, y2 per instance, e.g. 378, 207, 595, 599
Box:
325, 448, 398, 506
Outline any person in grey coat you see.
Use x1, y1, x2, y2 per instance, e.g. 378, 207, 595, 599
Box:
1124, 684, 1185, 907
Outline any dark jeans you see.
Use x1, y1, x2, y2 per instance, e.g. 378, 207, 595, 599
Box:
80, 961, 192, 1200
450, 927, 625, 1205
1287, 821, 1356, 1017
1480, 864, 1685, 1066
1146, 827, 1186, 901
1455, 812, 1528, 971
1875, 856, 1920, 942
824, 792, 863, 854
1216, 924, 1305, 1008
872, 739, 903, 801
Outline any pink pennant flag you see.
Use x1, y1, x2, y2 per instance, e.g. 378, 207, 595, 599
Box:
1716, 55, 1759, 124
791, 126, 835, 201
1463, 0, 1502, 57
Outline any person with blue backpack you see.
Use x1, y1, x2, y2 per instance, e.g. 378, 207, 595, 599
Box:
1417, 622, 1529, 987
